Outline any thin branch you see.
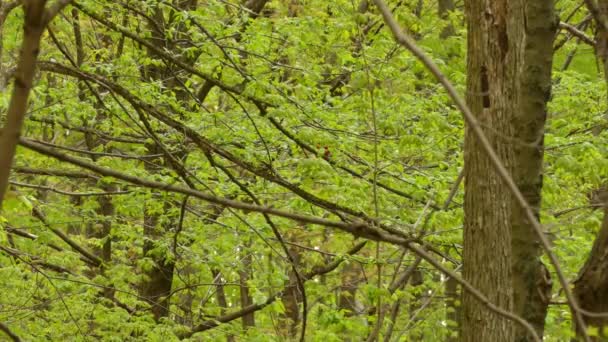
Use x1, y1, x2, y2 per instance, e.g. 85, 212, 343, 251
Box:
0, 322, 21, 342
0, 245, 74, 274
19, 137, 410, 244
72, 2, 245, 97
10, 180, 131, 197
43, 0, 73, 24
404, 243, 540, 342
0, 0, 48, 210
180, 241, 367, 339
37, 61, 415, 241
31, 206, 102, 267
12, 166, 98, 179
559, 21, 596, 45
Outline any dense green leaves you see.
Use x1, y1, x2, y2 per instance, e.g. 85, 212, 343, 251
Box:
0, 0, 605, 341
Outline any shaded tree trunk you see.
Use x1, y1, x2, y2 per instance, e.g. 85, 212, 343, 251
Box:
212, 269, 236, 342
572, 3, 608, 336
511, 2, 556, 341
140, 143, 176, 321
573, 187, 608, 340
279, 241, 303, 337
437, 0, 455, 38
408, 267, 425, 340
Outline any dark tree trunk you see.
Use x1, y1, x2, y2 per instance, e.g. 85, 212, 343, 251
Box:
573, 188, 608, 340
437, 0, 455, 38
511, 1, 556, 340
280, 242, 303, 337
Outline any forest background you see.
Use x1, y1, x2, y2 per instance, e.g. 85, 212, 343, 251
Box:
0, 0, 607, 341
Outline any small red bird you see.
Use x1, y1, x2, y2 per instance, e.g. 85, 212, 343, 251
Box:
315, 144, 331, 161
323, 146, 331, 161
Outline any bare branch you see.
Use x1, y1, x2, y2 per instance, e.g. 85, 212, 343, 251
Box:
10, 180, 132, 197
180, 241, 367, 339
0, 321, 21, 342
31, 206, 102, 267
43, 0, 72, 24
19, 137, 410, 244
559, 21, 596, 45
12, 166, 98, 179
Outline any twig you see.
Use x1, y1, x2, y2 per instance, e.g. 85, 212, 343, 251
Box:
0, 322, 21, 342
559, 21, 595, 45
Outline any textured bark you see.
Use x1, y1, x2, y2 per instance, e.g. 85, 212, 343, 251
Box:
462, 0, 517, 340
511, 2, 556, 341
74, 11, 115, 295
573, 188, 608, 340
0, 1, 48, 209
597, 0, 608, 87
463, 1, 556, 341
572, 3, 608, 336
137, 0, 198, 320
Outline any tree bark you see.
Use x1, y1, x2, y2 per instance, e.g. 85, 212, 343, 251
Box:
212, 269, 236, 342
462, 1, 556, 341
572, 3, 608, 336
511, 2, 556, 341
462, 0, 517, 340
279, 240, 303, 337
0, 1, 48, 209
573, 187, 608, 340
338, 260, 363, 316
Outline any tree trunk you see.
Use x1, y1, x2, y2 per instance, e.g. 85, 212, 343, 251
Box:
572, 3, 608, 335
462, 1, 556, 341
437, 0, 455, 39
464, 1, 527, 341
573, 187, 608, 340
445, 275, 461, 342
338, 260, 363, 316
462, 0, 516, 340
141, 193, 176, 321
279, 241, 302, 337
0, 1, 48, 209
212, 269, 236, 342
511, 2, 556, 341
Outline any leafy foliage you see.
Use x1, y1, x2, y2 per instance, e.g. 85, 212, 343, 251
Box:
0, 0, 605, 341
